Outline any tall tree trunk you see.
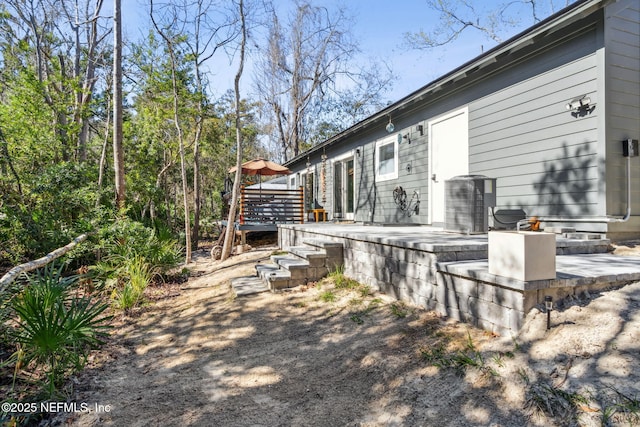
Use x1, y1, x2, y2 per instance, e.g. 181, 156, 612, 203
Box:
221, 0, 246, 261
192, 62, 204, 250
190, 2, 203, 250
80, 0, 105, 162
150, 0, 192, 263
113, 0, 125, 211
96, 90, 110, 207
192, 120, 202, 249
0, 127, 22, 196
178, 133, 191, 263
185, 0, 237, 250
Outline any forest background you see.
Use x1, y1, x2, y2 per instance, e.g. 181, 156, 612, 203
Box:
0, 0, 575, 268
0, 0, 578, 410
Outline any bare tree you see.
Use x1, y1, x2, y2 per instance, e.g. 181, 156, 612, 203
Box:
221, 0, 247, 261
181, 0, 238, 250
404, 0, 575, 50
97, 74, 112, 206
4, 0, 110, 162
254, 1, 359, 161
150, 0, 193, 263
306, 58, 395, 146
60, 0, 110, 162
113, 0, 125, 211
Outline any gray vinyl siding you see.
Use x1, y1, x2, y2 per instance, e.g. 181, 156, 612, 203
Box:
469, 25, 602, 217
604, 0, 640, 229
287, 0, 639, 235
303, 121, 432, 224
358, 126, 429, 224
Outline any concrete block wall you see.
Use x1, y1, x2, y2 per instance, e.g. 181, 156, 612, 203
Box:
279, 225, 636, 335
279, 225, 526, 335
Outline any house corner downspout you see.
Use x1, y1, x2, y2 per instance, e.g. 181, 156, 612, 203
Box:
517, 155, 632, 231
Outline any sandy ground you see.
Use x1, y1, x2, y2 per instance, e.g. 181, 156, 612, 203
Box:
55, 243, 640, 427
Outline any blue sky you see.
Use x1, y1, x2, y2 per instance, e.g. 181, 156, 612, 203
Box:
119, 0, 574, 102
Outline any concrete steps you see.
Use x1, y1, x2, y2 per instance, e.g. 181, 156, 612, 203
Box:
230, 276, 269, 297
555, 235, 610, 255
230, 239, 344, 295
256, 240, 343, 291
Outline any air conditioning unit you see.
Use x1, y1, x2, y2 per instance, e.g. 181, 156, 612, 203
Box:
445, 175, 496, 233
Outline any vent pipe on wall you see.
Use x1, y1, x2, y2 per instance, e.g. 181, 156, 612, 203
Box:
517, 150, 634, 231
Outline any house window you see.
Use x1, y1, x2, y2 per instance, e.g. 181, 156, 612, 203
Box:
376, 137, 398, 181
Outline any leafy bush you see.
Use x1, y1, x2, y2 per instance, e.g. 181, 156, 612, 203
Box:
8, 264, 110, 396
91, 218, 182, 309
0, 162, 108, 267
94, 218, 182, 274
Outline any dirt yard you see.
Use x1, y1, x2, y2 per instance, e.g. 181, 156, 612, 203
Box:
57, 243, 640, 427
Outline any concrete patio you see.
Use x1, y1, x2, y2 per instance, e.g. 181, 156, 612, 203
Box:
275, 223, 640, 335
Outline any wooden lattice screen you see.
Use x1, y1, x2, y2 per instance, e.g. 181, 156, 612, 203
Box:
239, 186, 304, 225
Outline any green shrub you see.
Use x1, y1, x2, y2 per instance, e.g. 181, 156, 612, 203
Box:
0, 162, 107, 267
90, 218, 182, 303
319, 290, 337, 303
94, 218, 182, 275
111, 256, 152, 311
8, 264, 110, 396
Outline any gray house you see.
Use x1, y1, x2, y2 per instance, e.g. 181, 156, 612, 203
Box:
284, 0, 640, 239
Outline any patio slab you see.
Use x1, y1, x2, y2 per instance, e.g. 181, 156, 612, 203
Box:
284, 223, 488, 252
230, 276, 270, 296
439, 253, 640, 292
279, 223, 609, 254
278, 223, 634, 335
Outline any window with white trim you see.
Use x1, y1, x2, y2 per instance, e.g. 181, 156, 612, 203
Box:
375, 136, 398, 181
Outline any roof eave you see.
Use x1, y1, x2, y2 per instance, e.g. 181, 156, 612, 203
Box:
285, 0, 605, 167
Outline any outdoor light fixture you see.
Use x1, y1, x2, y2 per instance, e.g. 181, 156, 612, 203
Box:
545, 296, 553, 330
356, 146, 362, 156
416, 125, 424, 136
403, 133, 411, 144
565, 95, 591, 111
385, 116, 395, 133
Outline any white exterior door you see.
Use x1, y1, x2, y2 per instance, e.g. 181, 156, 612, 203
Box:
333, 153, 356, 220
429, 107, 469, 225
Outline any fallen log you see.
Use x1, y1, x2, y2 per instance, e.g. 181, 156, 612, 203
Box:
0, 233, 89, 292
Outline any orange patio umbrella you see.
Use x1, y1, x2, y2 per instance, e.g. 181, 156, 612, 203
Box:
228, 158, 291, 177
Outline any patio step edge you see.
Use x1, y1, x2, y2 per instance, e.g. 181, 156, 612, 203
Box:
287, 245, 327, 259
255, 263, 308, 291
230, 276, 270, 296
302, 238, 343, 249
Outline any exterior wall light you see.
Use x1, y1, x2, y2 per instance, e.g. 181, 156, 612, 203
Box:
565, 95, 591, 111
386, 116, 394, 133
